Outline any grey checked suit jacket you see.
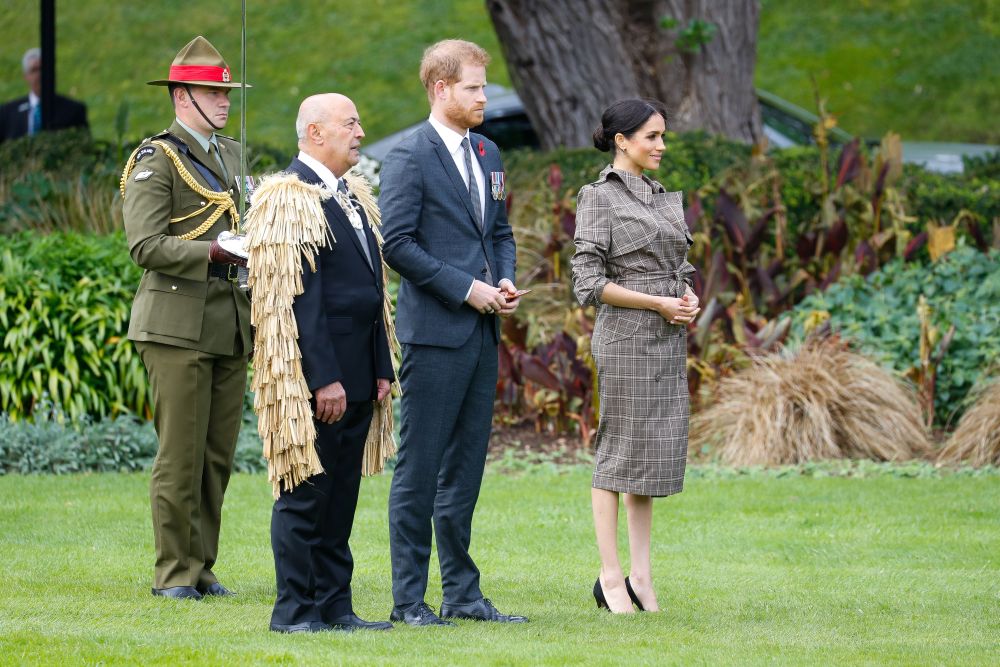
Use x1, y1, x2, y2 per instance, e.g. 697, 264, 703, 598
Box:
380, 122, 516, 349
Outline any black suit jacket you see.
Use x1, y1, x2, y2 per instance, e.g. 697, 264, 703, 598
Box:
287, 157, 393, 403
0, 94, 88, 142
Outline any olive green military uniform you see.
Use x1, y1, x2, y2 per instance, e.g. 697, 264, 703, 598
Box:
123, 119, 251, 591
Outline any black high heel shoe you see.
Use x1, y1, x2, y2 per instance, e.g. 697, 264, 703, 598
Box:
593, 578, 610, 610
624, 577, 646, 612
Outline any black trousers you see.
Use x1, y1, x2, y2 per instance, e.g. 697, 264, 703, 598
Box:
388, 316, 498, 606
270, 400, 374, 626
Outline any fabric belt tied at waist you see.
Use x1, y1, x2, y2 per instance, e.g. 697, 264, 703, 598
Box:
619, 270, 686, 282
616, 270, 688, 297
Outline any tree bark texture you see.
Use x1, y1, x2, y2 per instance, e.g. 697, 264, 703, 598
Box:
486, 0, 761, 148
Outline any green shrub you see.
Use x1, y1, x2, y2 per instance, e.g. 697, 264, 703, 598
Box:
0, 231, 147, 420
962, 150, 1000, 181
503, 130, 750, 197
789, 245, 1000, 426
0, 405, 156, 474
900, 166, 1000, 229
0, 130, 123, 234
0, 403, 266, 475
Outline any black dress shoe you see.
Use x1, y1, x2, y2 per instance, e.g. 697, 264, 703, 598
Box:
593, 578, 609, 610
198, 582, 235, 597
269, 622, 332, 634
328, 614, 393, 632
439, 597, 528, 623
389, 602, 454, 626
624, 577, 646, 612
151, 586, 202, 600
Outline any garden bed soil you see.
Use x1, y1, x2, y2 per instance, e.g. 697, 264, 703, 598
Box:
487, 424, 589, 465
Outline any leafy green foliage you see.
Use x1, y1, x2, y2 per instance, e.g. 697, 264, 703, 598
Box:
962, 150, 1000, 181
789, 245, 1000, 426
0, 407, 156, 474
0, 129, 123, 234
660, 16, 718, 54
0, 402, 266, 474
505, 131, 751, 200
0, 231, 147, 420
900, 165, 1000, 232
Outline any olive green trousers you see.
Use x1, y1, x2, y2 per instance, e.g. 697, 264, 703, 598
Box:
137, 341, 248, 590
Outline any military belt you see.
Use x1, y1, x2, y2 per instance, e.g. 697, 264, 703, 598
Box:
209, 263, 240, 282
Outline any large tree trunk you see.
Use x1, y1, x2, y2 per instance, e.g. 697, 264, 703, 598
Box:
486, 0, 761, 148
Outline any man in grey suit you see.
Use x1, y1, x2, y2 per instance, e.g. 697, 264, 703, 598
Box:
380, 39, 527, 626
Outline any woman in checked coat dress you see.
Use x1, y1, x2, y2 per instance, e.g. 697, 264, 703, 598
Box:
571, 99, 700, 614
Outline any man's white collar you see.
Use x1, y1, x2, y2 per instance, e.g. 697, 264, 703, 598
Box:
428, 113, 470, 154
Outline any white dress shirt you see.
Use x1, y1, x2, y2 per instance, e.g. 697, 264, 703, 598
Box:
296, 150, 341, 192
27, 92, 40, 134
296, 151, 373, 266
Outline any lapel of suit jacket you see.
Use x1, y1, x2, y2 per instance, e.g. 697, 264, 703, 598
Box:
171, 120, 227, 187
290, 158, 377, 278
422, 123, 481, 234
16, 97, 30, 135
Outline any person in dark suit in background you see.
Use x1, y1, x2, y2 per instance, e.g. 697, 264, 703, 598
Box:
0, 47, 88, 142
380, 39, 527, 627
268, 93, 395, 634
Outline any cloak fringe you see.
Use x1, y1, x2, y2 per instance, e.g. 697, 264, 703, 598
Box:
244, 169, 399, 499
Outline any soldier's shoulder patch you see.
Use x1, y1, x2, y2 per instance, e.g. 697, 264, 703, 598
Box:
133, 169, 155, 182
134, 146, 156, 162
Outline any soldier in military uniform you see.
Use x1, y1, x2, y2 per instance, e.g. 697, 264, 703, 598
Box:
121, 36, 251, 600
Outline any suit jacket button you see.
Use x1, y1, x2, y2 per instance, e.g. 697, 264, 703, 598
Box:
654, 373, 662, 382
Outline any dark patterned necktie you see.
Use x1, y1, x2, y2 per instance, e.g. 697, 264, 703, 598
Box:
461, 137, 483, 229
461, 137, 492, 285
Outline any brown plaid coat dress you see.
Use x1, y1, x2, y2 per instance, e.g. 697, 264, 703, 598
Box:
572, 166, 695, 497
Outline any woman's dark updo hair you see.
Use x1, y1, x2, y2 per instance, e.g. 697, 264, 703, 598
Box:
592, 98, 668, 153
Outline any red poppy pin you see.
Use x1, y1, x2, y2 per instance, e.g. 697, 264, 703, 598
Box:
477, 140, 486, 157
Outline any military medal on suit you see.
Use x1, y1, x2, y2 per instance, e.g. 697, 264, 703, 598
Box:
121, 36, 251, 600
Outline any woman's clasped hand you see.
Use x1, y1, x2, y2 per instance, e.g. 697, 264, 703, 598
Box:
655, 292, 700, 325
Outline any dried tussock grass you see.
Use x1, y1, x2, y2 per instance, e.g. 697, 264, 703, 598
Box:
691, 340, 931, 465
937, 378, 1000, 466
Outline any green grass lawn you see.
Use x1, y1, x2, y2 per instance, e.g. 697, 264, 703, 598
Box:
0, 0, 996, 146
1, 467, 998, 665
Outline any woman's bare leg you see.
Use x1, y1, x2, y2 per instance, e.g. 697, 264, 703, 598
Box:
592, 487, 635, 613
623, 493, 659, 611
